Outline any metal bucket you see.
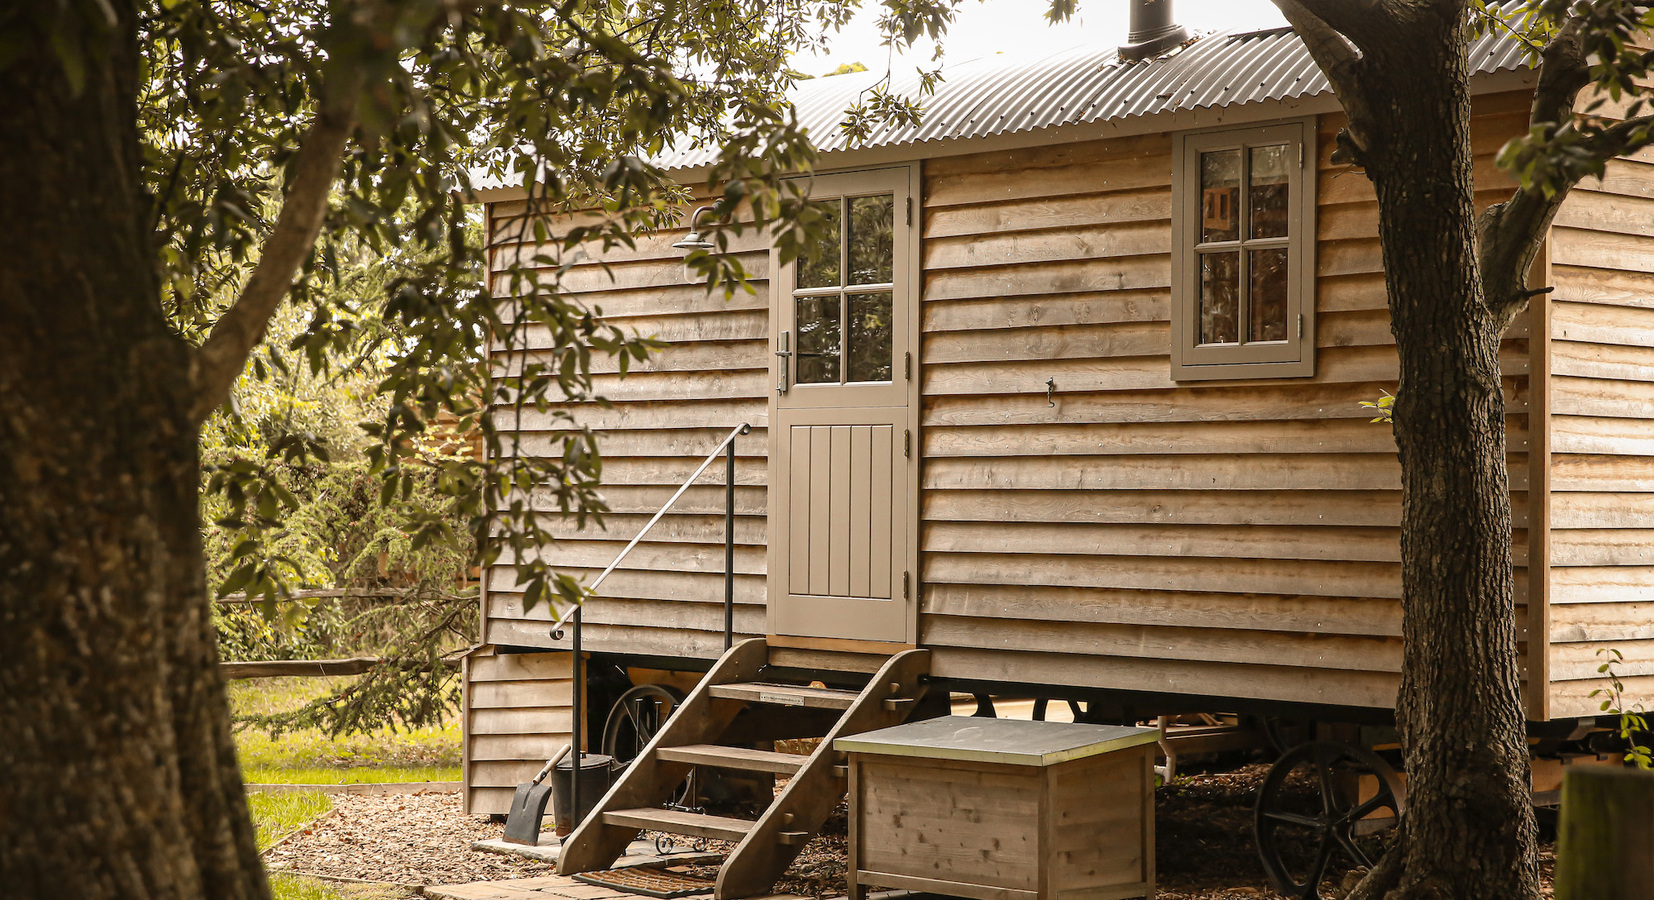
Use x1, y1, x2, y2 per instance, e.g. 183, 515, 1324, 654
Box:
550, 752, 616, 836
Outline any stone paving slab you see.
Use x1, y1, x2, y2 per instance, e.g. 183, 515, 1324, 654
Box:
472, 833, 719, 869
423, 869, 811, 900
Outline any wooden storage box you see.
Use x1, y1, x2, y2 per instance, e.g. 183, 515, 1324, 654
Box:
835, 716, 1157, 900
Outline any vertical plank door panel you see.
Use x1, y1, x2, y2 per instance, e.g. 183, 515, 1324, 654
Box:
790, 427, 812, 595
831, 425, 854, 597
810, 426, 833, 595
872, 426, 895, 599
850, 426, 873, 598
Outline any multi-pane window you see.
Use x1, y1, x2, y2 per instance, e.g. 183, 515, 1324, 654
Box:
1172, 121, 1315, 380
794, 194, 896, 385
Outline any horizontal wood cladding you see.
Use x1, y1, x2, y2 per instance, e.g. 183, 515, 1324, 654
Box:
463, 649, 574, 816
1547, 169, 1654, 718
916, 98, 1535, 711
484, 199, 771, 661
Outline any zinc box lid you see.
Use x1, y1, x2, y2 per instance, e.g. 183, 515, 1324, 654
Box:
834, 715, 1158, 766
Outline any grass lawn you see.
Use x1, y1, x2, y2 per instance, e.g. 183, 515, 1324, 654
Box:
230, 676, 462, 784
250, 790, 332, 850
238, 677, 444, 899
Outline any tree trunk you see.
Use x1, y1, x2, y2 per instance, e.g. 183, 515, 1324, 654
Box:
1357, 10, 1540, 900
0, 8, 267, 900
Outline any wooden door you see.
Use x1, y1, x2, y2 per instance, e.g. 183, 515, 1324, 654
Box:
768, 167, 919, 644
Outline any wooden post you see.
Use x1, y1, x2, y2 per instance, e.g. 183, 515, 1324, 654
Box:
1555, 766, 1654, 900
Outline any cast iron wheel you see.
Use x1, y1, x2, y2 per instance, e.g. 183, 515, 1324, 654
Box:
602, 683, 692, 808
601, 684, 685, 765
1254, 740, 1405, 900
1031, 697, 1083, 721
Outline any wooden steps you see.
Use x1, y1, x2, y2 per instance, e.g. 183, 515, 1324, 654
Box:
604, 807, 756, 842
706, 683, 859, 710
655, 744, 808, 775
556, 638, 932, 899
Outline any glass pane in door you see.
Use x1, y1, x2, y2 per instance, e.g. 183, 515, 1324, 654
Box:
846, 291, 893, 382
796, 294, 841, 384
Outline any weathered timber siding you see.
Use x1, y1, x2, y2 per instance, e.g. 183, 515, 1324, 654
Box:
1547, 148, 1654, 718
915, 92, 1536, 711
481, 200, 770, 661
463, 648, 575, 815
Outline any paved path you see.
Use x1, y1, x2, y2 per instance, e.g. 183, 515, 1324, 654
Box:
424, 872, 807, 900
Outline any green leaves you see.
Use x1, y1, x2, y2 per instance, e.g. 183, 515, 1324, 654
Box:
1492, 1, 1654, 199
1360, 391, 1395, 424
1589, 648, 1652, 768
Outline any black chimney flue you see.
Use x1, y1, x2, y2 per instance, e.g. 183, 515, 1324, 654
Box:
1118, 0, 1189, 62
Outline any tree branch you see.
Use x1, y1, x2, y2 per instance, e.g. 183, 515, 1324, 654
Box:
188, 62, 368, 425
1273, 0, 1362, 92
1528, 15, 1591, 132
1479, 16, 1618, 330
1271, 0, 1379, 163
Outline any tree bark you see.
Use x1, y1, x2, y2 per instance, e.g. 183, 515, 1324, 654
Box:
0, 7, 267, 899
1352, 8, 1541, 900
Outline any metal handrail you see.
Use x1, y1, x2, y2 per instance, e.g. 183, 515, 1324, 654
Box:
554, 421, 751, 835
549, 420, 751, 641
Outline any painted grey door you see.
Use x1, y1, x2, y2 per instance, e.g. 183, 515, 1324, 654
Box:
768, 167, 919, 644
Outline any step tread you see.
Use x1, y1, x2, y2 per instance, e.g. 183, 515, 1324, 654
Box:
709, 682, 860, 710
604, 807, 756, 842
656, 744, 809, 774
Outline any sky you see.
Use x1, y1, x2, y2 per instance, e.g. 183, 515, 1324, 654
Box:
791, 0, 1288, 76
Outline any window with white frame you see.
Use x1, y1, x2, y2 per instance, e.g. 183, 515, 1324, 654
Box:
1171, 120, 1316, 380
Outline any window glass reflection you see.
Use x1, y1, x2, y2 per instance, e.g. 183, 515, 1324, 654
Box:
1250, 248, 1289, 342
848, 195, 894, 285
1249, 145, 1290, 239
1201, 150, 1240, 243
846, 292, 893, 382
798, 199, 842, 289
796, 294, 841, 384
1200, 251, 1240, 345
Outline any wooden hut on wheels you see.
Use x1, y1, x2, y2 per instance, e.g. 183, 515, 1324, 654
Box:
462, 4, 1654, 898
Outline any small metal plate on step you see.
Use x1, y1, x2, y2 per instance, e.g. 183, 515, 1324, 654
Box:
758, 691, 805, 707
573, 866, 716, 898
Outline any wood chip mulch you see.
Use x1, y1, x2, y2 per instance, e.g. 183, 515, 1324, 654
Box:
265, 791, 553, 887
264, 770, 1559, 900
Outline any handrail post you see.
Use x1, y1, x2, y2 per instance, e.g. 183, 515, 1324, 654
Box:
724, 431, 737, 650
570, 605, 582, 830
548, 421, 752, 643
544, 421, 749, 830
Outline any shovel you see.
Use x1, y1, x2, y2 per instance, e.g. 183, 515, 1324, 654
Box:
503, 743, 570, 845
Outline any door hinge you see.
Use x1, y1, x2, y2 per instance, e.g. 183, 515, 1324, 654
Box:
903, 429, 911, 458
1299, 142, 1305, 168
1297, 313, 1304, 339
904, 351, 912, 380
902, 570, 911, 600
905, 196, 912, 227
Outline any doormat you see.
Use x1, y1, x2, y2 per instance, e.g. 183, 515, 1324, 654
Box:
572, 866, 716, 898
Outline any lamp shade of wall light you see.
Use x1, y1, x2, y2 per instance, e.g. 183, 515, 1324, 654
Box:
672, 206, 717, 251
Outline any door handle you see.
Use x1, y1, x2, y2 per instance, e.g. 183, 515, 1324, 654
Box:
776, 330, 791, 394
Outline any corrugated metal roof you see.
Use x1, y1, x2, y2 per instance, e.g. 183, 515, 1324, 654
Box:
649, 24, 1533, 171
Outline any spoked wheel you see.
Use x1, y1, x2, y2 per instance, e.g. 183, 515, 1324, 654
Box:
1254, 740, 1405, 900
602, 683, 692, 808
601, 684, 685, 765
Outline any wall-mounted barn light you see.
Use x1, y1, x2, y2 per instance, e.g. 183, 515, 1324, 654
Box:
672, 206, 717, 252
